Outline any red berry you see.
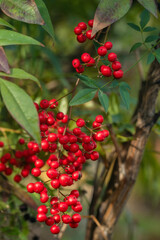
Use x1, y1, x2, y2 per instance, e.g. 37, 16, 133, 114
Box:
14, 174, 22, 183
74, 26, 82, 35
73, 128, 81, 136
86, 57, 95, 67
50, 197, 58, 205
95, 115, 104, 123
58, 202, 68, 212
70, 143, 79, 153
49, 99, 58, 109
112, 61, 122, 70
97, 46, 107, 56
77, 34, 86, 43
48, 133, 57, 142
45, 217, 54, 226
50, 225, 60, 234
72, 203, 83, 212
47, 168, 58, 179
72, 213, 81, 223
103, 129, 109, 137
88, 19, 94, 27
37, 205, 48, 214
70, 190, 79, 198
68, 195, 77, 205
18, 138, 25, 144
72, 171, 82, 181
104, 41, 113, 50
72, 59, 81, 68
51, 179, 60, 189
76, 65, 84, 73
35, 159, 44, 168
21, 168, 29, 177
81, 53, 91, 63
34, 182, 44, 193
0, 141, 4, 148
90, 151, 99, 161
100, 65, 112, 77
59, 174, 70, 186
53, 214, 61, 223
86, 29, 95, 39
37, 213, 47, 222
27, 183, 35, 193
40, 193, 49, 203
93, 131, 105, 141
113, 70, 123, 79
62, 214, 72, 224
0, 163, 6, 172
40, 99, 49, 109
108, 53, 117, 62
92, 121, 101, 129
78, 22, 87, 30
31, 168, 41, 177
76, 118, 85, 127
69, 222, 79, 228
5, 167, 12, 175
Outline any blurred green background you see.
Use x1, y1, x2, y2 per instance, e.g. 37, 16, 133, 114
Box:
0, 0, 160, 240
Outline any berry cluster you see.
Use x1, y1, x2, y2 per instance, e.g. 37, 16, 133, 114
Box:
26, 98, 109, 234
74, 20, 95, 43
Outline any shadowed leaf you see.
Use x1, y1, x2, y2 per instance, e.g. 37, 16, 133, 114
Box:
0, 47, 10, 74
0, 78, 41, 144
92, 0, 133, 36
0, 18, 15, 29
137, 0, 158, 18
0, 0, 44, 25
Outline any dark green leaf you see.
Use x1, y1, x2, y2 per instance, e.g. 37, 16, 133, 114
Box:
119, 85, 130, 109
35, 0, 55, 40
130, 42, 142, 53
92, 0, 133, 36
137, 0, 158, 18
155, 48, 160, 62
140, 9, 150, 29
109, 80, 119, 88
0, 0, 44, 25
119, 81, 131, 90
147, 52, 155, 64
0, 17, 15, 29
143, 26, 157, 32
127, 23, 141, 31
0, 68, 41, 87
76, 74, 100, 89
98, 90, 109, 113
156, 56, 160, 64
145, 35, 159, 43
0, 29, 43, 46
69, 88, 96, 106
0, 47, 10, 74
0, 78, 41, 144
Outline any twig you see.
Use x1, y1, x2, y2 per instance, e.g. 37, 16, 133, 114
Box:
0, 127, 21, 134
82, 215, 108, 240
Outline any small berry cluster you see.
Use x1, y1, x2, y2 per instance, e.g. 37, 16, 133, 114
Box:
74, 20, 95, 43
25, 98, 109, 234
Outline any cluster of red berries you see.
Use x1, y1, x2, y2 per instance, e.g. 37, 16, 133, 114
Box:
74, 20, 95, 43
25, 98, 109, 234
72, 20, 123, 79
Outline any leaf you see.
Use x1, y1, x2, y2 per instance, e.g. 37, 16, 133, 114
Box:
0, 17, 15, 29
76, 74, 100, 89
0, 47, 10, 74
137, 0, 158, 18
0, 68, 41, 87
145, 35, 159, 43
119, 84, 130, 109
0, 78, 41, 144
127, 23, 141, 31
140, 9, 150, 29
143, 26, 157, 32
0, 0, 44, 25
92, 0, 133, 36
130, 42, 142, 53
0, 29, 43, 46
155, 48, 160, 63
98, 90, 109, 113
34, 0, 55, 40
147, 52, 155, 64
119, 81, 131, 90
109, 80, 119, 88
69, 88, 97, 106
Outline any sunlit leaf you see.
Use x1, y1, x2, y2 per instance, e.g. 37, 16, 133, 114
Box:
98, 90, 109, 112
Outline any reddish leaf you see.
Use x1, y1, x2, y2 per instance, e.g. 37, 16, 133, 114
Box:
0, 47, 10, 74
92, 0, 133, 36
0, 0, 44, 25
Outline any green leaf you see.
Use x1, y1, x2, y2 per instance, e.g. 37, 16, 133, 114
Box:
0, 46, 10, 74
0, 29, 43, 46
155, 48, 160, 63
137, 0, 158, 18
76, 74, 100, 89
34, 0, 55, 40
119, 84, 130, 109
98, 90, 109, 113
127, 23, 141, 31
147, 52, 155, 64
0, 68, 41, 87
0, 78, 41, 144
0, 0, 44, 25
0, 17, 15, 29
92, 0, 133, 36
140, 9, 150, 29
143, 26, 157, 32
69, 88, 96, 106
119, 81, 131, 90
109, 80, 119, 88
145, 35, 159, 43
130, 42, 142, 53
